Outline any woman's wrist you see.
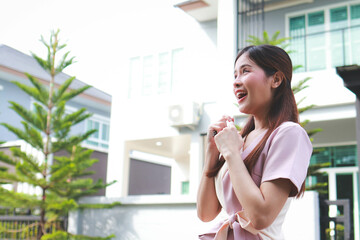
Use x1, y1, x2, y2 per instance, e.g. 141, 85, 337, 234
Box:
204, 148, 220, 169
222, 150, 242, 163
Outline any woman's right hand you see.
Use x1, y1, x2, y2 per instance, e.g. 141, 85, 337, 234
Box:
207, 115, 234, 152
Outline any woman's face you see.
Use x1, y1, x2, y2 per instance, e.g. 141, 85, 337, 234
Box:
233, 53, 274, 118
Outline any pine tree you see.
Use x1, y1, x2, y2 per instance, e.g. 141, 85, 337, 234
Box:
246, 31, 326, 194
0, 30, 118, 239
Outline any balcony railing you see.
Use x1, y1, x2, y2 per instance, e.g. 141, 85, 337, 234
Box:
289, 24, 360, 72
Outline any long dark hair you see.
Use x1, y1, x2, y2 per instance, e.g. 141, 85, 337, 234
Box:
207, 45, 305, 198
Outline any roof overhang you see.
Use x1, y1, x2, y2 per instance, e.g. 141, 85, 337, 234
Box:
174, 0, 314, 22
336, 65, 360, 99
174, 0, 218, 22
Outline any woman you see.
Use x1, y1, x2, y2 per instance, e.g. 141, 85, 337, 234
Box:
197, 45, 312, 240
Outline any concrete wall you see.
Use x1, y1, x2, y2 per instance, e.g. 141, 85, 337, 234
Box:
69, 191, 320, 240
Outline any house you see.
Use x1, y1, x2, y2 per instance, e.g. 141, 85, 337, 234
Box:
0, 44, 111, 196
66, 0, 360, 239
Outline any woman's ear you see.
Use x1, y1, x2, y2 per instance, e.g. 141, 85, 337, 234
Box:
271, 72, 284, 89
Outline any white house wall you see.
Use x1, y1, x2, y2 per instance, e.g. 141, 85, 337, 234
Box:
69, 191, 319, 240
106, 6, 219, 197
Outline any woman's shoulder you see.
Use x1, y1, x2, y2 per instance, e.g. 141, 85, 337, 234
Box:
269, 121, 310, 143
274, 121, 306, 134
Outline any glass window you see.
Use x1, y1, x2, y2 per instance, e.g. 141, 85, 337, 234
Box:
142, 55, 154, 96
289, 16, 306, 72
158, 52, 171, 94
310, 145, 357, 167
330, 7, 348, 27
307, 11, 326, 71
351, 5, 360, 65
128, 57, 141, 99
181, 181, 189, 195
171, 48, 184, 92
85, 119, 110, 149
330, 6, 349, 67
128, 48, 184, 98
289, 4, 360, 72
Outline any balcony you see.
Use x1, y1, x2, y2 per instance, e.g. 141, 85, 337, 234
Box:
289, 24, 360, 72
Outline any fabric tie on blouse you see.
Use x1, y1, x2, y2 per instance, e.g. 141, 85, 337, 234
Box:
213, 211, 272, 240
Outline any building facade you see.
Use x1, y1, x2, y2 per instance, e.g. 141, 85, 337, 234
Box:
70, 0, 360, 239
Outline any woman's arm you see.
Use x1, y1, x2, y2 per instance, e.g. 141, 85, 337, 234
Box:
214, 122, 291, 229
226, 152, 291, 229
197, 115, 233, 222
197, 147, 222, 222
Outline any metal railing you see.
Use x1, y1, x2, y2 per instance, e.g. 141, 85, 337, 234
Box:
290, 24, 360, 72
320, 199, 352, 240
0, 207, 66, 240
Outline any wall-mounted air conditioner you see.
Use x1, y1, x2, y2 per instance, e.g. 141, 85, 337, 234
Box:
168, 102, 201, 128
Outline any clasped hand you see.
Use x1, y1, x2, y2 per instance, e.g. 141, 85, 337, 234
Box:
208, 116, 244, 159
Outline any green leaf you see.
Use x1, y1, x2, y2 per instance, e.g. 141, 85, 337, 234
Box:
78, 201, 122, 209
52, 76, 76, 104
0, 151, 16, 166
59, 85, 92, 102
1, 123, 30, 143
11, 81, 46, 106
33, 102, 48, 130
11, 148, 43, 173
22, 121, 44, 150
31, 52, 51, 73
25, 73, 50, 102
8, 101, 43, 130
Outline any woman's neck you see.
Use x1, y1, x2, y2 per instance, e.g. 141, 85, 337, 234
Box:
253, 116, 268, 131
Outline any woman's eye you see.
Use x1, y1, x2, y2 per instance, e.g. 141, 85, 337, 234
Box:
243, 69, 249, 73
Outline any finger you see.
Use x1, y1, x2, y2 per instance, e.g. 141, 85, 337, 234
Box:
221, 115, 233, 122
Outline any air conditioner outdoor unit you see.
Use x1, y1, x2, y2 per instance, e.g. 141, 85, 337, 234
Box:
168, 102, 201, 128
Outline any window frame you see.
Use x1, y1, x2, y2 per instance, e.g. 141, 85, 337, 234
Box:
84, 113, 110, 151
127, 48, 184, 99
285, 0, 360, 72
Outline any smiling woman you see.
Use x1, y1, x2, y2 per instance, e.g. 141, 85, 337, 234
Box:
197, 45, 312, 240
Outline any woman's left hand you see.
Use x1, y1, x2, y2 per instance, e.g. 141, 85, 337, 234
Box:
214, 121, 244, 159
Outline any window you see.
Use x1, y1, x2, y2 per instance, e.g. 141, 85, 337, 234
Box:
128, 57, 141, 99
310, 145, 357, 167
158, 52, 171, 94
288, 3, 360, 72
85, 118, 110, 149
128, 48, 184, 98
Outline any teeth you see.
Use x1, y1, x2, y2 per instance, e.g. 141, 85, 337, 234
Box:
236, 92, 246, 98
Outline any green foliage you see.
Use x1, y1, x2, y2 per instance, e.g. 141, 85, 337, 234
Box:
41, 230, 115, 240
0, 30, 115, 239
247, 31, 291, 50
246, 31, 325, 194
326, 224, 344, 240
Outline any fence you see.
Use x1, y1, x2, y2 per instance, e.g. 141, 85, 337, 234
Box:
0, 207, 66, 240
320, 199, 352, 240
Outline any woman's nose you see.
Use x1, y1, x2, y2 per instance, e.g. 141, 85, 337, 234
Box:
233, 77, 242, 88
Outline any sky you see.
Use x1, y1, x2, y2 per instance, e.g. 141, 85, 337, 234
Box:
0, 0, 183, 95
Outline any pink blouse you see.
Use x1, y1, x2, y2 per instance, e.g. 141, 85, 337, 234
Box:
199, 121, 312, 240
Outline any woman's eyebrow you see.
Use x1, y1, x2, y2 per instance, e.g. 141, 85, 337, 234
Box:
235, 64, 252, 74
240, 64, 252, 69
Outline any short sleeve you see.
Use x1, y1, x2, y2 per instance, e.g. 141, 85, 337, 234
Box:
261, 123, 312, 197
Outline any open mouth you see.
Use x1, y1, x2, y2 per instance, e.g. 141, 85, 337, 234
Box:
236, 91, 247, 101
